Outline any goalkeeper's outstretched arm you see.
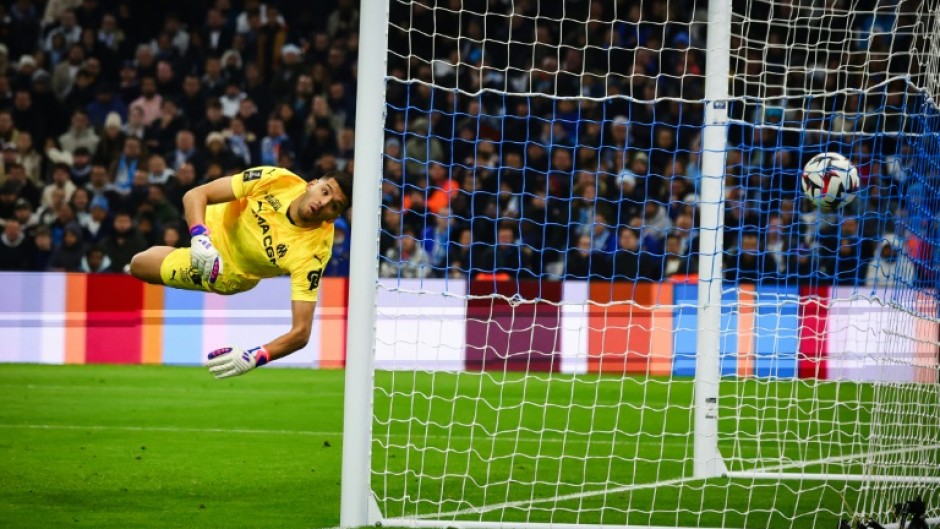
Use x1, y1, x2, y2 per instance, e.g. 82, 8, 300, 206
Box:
206, 300, 314, 379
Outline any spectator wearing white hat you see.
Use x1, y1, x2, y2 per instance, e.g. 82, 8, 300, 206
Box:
94, 112, 126, 167
14, 55, 39, 87
271, 43, 303, 97
204, 132, 239, 172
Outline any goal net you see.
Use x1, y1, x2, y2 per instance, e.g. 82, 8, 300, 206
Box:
345, 0, 940, 527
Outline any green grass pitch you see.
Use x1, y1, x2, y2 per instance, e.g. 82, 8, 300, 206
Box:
0, 364, 346, 529
1, 364, 930, 528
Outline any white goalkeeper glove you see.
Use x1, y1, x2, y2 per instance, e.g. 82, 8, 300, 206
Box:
206, 346, 270, 379
189, 224, 222, 284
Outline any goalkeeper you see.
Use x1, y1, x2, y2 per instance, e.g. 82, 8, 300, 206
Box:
130, 166, 352, 379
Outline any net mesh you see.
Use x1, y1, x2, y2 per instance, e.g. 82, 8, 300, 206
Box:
370, 0, 940, 526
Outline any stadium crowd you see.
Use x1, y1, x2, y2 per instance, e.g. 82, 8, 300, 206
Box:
0, 0, 933, 289
0, 0, 360, 275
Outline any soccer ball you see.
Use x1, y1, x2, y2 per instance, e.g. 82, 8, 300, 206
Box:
801, 152, 860, 209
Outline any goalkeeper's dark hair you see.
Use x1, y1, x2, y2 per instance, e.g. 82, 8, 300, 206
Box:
324, 170, 354, 212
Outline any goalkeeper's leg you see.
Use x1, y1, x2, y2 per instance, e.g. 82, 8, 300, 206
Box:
130, 246, 176, 285
130, 246, 259, 294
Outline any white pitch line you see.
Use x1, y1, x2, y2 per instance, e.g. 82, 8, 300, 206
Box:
417, 444, 940, 520
0, 423, 843, 451
0, 423, 692, 446
0, 383, 344, 397
0, 423, 343, 437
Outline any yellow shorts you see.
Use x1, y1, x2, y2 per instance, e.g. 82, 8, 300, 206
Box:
159, 248, 260, 295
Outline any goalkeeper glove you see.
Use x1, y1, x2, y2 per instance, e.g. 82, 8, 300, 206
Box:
206, 346, 270, 379
190, 224, 222, 284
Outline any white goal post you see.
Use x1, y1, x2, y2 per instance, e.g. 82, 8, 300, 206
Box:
342, 0, 940, 528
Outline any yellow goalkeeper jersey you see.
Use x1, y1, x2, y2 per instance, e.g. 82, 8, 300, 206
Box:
205, 166, 333, 302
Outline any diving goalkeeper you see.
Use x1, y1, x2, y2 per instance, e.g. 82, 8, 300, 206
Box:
130, 166, 352, 379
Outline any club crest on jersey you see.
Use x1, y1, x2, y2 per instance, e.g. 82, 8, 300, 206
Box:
243, 169, 263, 181
264, 194, 282, 211
277, 244, 288, 259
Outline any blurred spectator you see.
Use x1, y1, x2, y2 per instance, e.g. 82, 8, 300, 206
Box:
612, 227, 662, 281
724, 231, 777, 283
325, 216, 351, 276
259, 116, 292, 166
12, 88, 48, 146
85, 163, 120, 207
203, 8, 234, 57
204, 131, 238, 173
63, 67, 96, 110
42, 162, 76, 207
565, 233, 606, 279
80, 244, 110, 272
14, 131, 42, 185
48, 221, 86, 271
44, 9, 81, 52
111, 136, 145, 193
193, 98, 229, 147
117, 60, 140, 106
177, 75, 205, 124
142, 183, 180, 229
0, 218, 32, 270
327, 0, 359, 39
30, 224, 54, 271
97, 13, 125, 56
129, 76, 162, 126
380, 226, 430, 279
422, 208, 458, 271
49, 201, 77, 246
202, 55, 227, 97
134, 210, 157, 246
94, 112, 126, 166
663, 234, 691, 277
99, 210, 147, 273
12, 197, 39, 236
587, 209, 617, 254
166, 130, 203, 174
866, 233, 915, 288
164, 162, 197, 213
158, 223, 183, 248
69, 146, 93, 186
51, 44, 85, 100
478, 224, 532, 279
58, 108, 99, 153
83, 193, 112, 242
0, 109, 18, 146
4, 162, 41, 208
145, 98, 184, 155
144, 153, 174, 185
86, 83, 126, 128
122, 105, 146, 139
70, 185, 90, 223
219, 81, 246, 118
35, 186, 66, 226
0, 142, 19, 181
